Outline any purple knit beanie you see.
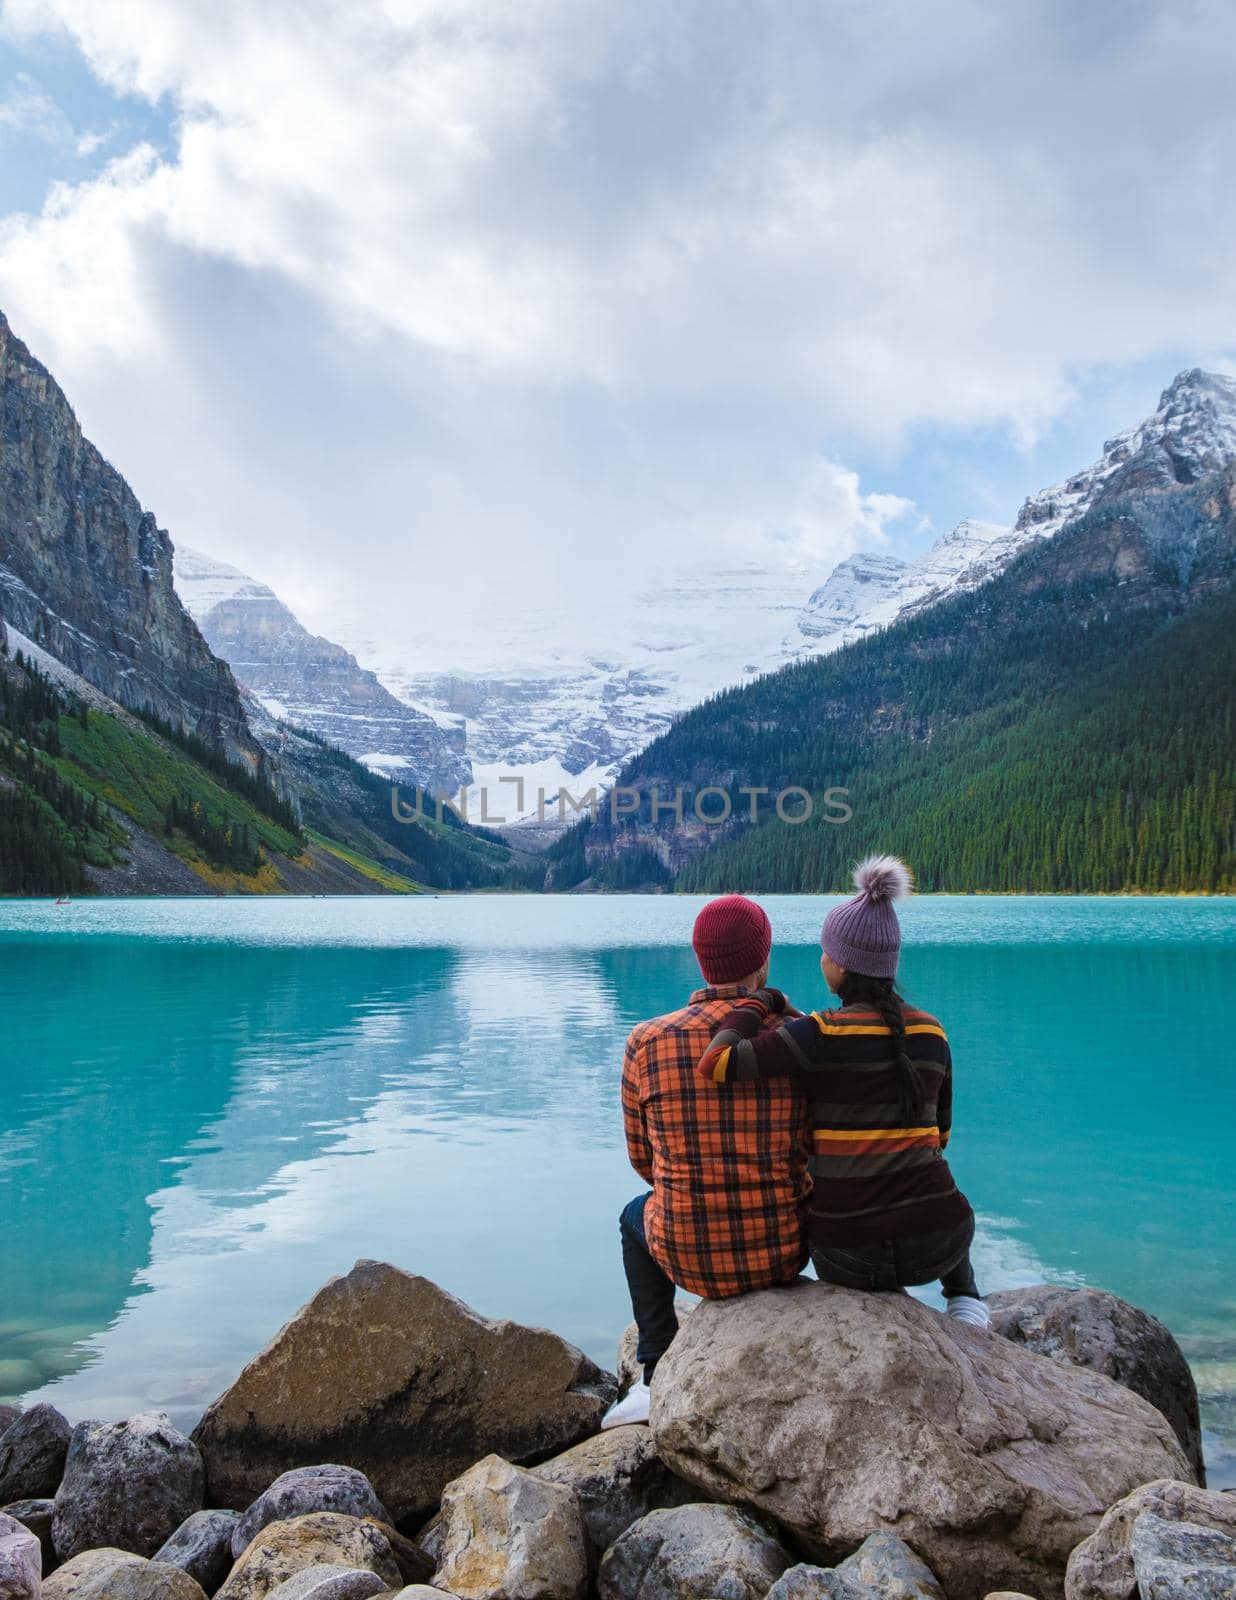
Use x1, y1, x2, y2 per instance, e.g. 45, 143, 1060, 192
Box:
821, 855, 913, 978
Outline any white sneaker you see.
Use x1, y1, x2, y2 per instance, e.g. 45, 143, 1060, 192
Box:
946, 1295, 991, 1329
601, 1379, 651, 1429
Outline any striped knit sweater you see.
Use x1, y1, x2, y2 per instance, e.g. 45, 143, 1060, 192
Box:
698, 990, 972, 1247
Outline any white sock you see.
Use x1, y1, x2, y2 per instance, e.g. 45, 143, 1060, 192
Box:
946, 1295, 991, 1329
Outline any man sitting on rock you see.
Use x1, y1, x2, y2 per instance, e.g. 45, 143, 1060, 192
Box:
602, 895, 811, 1427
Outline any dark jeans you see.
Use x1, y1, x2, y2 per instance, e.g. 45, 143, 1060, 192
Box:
620, 1192, 679, 1382
811, 1214, 981, 1300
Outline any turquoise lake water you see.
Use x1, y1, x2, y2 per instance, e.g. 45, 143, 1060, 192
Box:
1, 895, 1233, 1483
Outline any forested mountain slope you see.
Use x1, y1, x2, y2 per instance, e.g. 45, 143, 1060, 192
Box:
560, 464, 1236, 893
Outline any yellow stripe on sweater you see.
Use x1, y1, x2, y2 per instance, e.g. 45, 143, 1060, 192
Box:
813, 1125, 939, 1142
808, 1015, 948, 1041
711, 1047, 732, 1084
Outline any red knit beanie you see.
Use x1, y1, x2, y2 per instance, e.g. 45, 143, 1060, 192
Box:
692, 895, 772, 985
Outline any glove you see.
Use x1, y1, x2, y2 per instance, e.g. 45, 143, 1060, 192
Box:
754, 986, 788, 1014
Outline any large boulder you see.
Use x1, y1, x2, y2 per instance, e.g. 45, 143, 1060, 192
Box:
431, 1454, 587, 1600
42, 1548, 206, 1600
532, 1425, 696, 1558
52, 1414, 204, 1562
597, 1503, 792, 1600
650, 1281, 1192, 1600
1128, 1512, 1236, 1599
1065, 1478, 1236, 1600
231, 1471, 389, 1560
0, 1411, 22, 1442
155, 1510, 242, 1594
192, 1262, 615, 1522
988, 1285, 1205, 1482
216, 1513, 402, 1600
0, 1510, 41, 1600
0, 1407, 73, 1503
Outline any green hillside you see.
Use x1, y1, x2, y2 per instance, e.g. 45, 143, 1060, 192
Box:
553, 479, 1236, 895
0, 645, 513, 895
674, 583, 1235, 894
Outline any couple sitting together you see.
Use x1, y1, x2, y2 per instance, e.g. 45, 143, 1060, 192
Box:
603, 854, 989, 1430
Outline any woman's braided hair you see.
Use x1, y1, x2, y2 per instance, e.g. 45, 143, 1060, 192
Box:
836, 970, 924, 1124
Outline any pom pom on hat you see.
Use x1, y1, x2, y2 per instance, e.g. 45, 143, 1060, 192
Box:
852, 854, 913, 904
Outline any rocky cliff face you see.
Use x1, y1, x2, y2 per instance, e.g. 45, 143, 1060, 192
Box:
0, 311, 258, 765
175, 546, 468, 794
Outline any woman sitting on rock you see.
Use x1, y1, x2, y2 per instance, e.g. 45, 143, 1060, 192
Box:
697, 855, 989, 1327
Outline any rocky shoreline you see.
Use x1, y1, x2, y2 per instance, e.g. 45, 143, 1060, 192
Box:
2, 1261, 1233, 1600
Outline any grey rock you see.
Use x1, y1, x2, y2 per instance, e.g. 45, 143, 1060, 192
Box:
389, 1592, 449, 1599
155, 1509, 241, 1593
431, 1455, 587, 1600
0, 1406, 73, 1502
215, 1512, 403, 1600
532, 1425, 696, 1559
193, 1262, 616, 1522
264, 1570, 390, 1600
232, 1472, 389, 1561
1, 1501, 54, 1572
766, 1566, 852, 1600
597, 1503, 792, 1600
0, 1412, 20, 1443
409, 1512, 443, 1574
835, 1533, 944, 1599
1129, 1513, 1236, 1599
354, 1524, 430, 1592
42, 1548, 207, 1600
651, 1281, 1191, 1600
1066, 1478, 1236, 1600
765, 1535, 944, 1600
0, 1511, 41, 1600
988, 1284, 1206, 1482
52, 1413, 205, 1561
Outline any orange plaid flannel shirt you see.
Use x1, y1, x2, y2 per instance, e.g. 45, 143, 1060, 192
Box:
621, 984, 811, 1299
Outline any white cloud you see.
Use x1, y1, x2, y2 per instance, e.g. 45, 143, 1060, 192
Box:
0, 70, 71, 142
0, 0, 1234, 647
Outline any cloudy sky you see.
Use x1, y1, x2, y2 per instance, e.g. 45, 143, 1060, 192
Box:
1, 0, 1234, 662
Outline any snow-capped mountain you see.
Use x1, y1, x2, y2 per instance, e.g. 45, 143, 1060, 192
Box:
1016, 367, 1236, 539
339, 562, 812, 822
788, 368, 1236, 653
177, 367, 1236, 827
174, 546, 468, 793
786, 520, 1015, 656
